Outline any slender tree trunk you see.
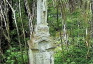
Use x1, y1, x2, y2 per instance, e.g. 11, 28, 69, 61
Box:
91, 0, 93, 37
24, 0, 33, 38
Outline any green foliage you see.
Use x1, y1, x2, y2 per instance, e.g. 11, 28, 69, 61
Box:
5, 47, 28, 64
1, 0, 93, 64
54, 38, 93, 64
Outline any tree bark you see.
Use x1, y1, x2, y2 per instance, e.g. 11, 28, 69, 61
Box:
91, 0, 93, 37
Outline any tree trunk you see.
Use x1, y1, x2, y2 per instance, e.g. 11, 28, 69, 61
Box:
91, 0, 93, 37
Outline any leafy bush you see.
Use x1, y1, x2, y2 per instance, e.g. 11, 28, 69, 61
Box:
5, 47, 28, 64
54, 39, 93, 64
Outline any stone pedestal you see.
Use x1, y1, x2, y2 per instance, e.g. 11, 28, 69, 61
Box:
28, 24, 55, 64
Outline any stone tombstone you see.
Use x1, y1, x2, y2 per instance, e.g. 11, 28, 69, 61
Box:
28, 0, 55, 64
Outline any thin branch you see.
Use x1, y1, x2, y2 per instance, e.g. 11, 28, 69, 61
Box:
19, 0, 27, 50
24, 0, 33, 39
6, 0, 22, 51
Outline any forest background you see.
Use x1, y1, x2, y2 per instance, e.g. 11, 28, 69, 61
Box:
0, 0, 93, 64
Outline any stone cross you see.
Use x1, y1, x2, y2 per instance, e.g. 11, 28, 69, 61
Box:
28, 0, 55, 64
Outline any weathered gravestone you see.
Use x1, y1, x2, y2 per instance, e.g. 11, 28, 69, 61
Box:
28, 0, 55, 64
